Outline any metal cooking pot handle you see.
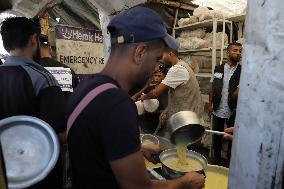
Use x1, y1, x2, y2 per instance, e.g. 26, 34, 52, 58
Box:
153, 122, 162, 135
151, 154, 161, 164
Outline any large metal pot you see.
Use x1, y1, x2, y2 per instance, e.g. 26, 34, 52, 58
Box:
159, 148, 207, 179
167, 111, 205, 146
204, 165, 229, 189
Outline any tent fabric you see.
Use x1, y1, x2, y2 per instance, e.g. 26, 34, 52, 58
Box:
5, 0, 245, 34
47, 0, 100, 30
192, 0, 246, 16
46, 1, 193, 32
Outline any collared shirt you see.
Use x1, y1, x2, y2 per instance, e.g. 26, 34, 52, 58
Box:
213, 63, 238, 119
0, 56, 66, 133
161, 61, 190, 89
3, 56, 58, 95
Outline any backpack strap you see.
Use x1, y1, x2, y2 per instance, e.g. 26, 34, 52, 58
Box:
67, 83, 118, 134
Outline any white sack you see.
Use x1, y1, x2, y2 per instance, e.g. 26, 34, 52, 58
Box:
177, 16, 198, 26
180, 28, 206, 39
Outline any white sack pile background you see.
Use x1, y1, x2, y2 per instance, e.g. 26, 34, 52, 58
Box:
181, 56, 200, 74
178, 16, 198, 27
180, 28, 206, 39
178, 37, 207, 50
178, 6, 227, 27
192, 0, 246, 17
178, 29, 228, 50
203, 32, 228, 48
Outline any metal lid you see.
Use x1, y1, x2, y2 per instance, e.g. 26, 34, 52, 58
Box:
0, 116, 59, 189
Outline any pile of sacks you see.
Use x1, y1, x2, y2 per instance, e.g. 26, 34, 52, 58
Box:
178, 6, 226, 27
177, 6, 228, 50
181, 56, 200, 74
177, 28, 207, 49
178, 15, 199, 26
204, 32, 229, 49
177, 29, 228, 50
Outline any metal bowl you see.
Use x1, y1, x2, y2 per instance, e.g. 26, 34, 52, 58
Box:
156, 136, 175, 151
140, 134, 159, 145
167, 111, 205, 146
140, 134, 175, 150
0, 116, 59, 189
141, 134, 175, 170
159, 148, 207, 179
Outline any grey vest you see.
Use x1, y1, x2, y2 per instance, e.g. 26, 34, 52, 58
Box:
167, 60, 204, 119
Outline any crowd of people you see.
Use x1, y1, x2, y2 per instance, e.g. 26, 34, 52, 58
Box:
0, 3, 242, 189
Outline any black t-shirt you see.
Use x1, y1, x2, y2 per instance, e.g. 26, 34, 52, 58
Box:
40, 57, 79, 89
0, 57, 66, 189
40, 57, 79, 114
67, 74, 140, 189
0, 58, 66, 133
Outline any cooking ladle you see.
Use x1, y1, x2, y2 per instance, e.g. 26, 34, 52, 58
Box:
153, 122, 162, 135
205, 129, 226, 135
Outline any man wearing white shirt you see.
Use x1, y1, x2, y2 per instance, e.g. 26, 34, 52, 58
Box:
140, 49, 203, 126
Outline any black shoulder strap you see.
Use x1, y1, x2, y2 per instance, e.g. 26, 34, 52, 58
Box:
214, 64, 225, 74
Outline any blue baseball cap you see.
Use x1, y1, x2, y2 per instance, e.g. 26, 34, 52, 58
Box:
107, 7, 180, 50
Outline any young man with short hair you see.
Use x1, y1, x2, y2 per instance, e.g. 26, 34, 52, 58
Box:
67, 7, 205, 189
0, 17, 66, 189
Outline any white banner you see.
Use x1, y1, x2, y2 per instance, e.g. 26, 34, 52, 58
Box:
55, 25, 104, 74
45, 67, 73, 92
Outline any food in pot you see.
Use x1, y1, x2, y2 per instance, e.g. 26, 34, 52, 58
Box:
205, 172, 228, 189
176, 145, 188, 165
163, 155, 203, 172
142, 139, 155, 145
167, 135, 203, 172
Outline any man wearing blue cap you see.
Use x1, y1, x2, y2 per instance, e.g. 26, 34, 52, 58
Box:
67, 7, 205, 189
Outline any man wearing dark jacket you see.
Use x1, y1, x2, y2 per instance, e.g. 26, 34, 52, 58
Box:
0, 17, 66, 189
208, 42, 242, 163
0, 2, 13, 188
